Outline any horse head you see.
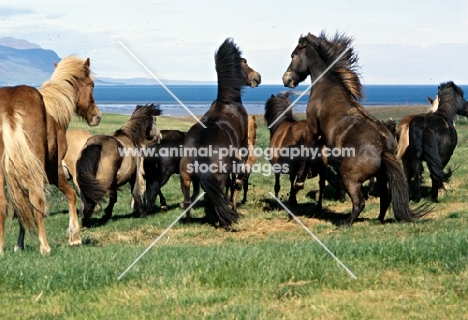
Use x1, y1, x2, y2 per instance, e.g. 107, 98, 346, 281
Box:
241, 58, 261, 88
74, 58, 102, 126
282, 35, 313, 88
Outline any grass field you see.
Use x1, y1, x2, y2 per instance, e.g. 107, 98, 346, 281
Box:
1, 105, 468, 319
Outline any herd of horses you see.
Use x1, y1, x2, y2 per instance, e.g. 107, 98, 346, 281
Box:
1, 33, 467, 254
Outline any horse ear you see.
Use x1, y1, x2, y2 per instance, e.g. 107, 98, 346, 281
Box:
85, 58, 90, 67
53, 62, 58, 68
427, 96, 434, 104
306, 33, 319, 44
252, 115, 256, 121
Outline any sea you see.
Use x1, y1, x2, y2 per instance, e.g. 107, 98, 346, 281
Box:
93, 84, 468, 116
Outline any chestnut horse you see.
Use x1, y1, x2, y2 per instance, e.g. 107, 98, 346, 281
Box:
404, 82, 468, 202
264, 92, 326, 207
77, 104, 161, 227
179, 38, 261, 228
0, 56, 101, 255
282, 32, 428, 224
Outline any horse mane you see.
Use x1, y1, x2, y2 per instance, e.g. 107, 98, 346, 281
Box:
115, 104, 162, 146
435, 81, 464, 121
215, 38, 246, 103
264, 92, 296, 134
39, 55, 91, 130
304, 31, 364, 100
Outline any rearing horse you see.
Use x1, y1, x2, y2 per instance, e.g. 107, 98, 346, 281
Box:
282, 32, 428, 224
179, 38, 261, 228
0, 56, 101, 254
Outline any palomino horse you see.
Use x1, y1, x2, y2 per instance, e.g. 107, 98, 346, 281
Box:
179, 38, 261, 227
264, 92, 326, 207
404, 82, 468, 202
396, 95, 439, 160
282, 32, 429, 224
226, 115, 258, 209
77, 104, 161, 227
144, 129, 187, 212
0, 56, 101, 255
62, 129, 93, 188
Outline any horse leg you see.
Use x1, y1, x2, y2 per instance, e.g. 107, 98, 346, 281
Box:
104, 184, 117, 221
274, 172, 281, 198
81, 197, 97, 228
294, 158, 309, 189
241, 172, 250, 204
145, 177, 158, 213
57, 170, 81, 246
317, 170, 326, 211
30, 193, 51, 255
377, 174, 390, 223
158, 190, 168, 212
411, 160, 423, 203
344, 179, 365, 225
130, 174, 146, 218
289, 172, 299, 206
180, 171, 192, 223
14, 219, 25, 252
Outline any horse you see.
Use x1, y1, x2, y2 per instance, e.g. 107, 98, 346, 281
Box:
144, 129, 186, 213
404, 82, 468, 203
264, 92, 326, 208
226, 115, 258, 209
282, 32, 429, 224
396, 95, 439, 160
62, 129, 93, 188
179, 38, 261, 228
0, 56, 101, 255
77, 104, 162, 228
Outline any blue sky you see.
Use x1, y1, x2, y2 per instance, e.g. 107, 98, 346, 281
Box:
1, 0, 467, 84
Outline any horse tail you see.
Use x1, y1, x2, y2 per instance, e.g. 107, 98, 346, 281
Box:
422, 129, 452, 185
1, 113, 47, 232
198, 172, 239, 227
76, 144, 107, 204
381, 152, 429, 221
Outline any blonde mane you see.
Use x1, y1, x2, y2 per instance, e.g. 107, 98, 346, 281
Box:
39, 55, 91, 130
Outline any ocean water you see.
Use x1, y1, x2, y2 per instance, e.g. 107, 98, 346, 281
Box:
93, 84, 468, 116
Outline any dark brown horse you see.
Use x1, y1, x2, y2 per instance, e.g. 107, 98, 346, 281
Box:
179, 38, 261, 227
0, 56, 101, 255
144, 129, 186, 212
77, 104, 162, 227
404, 82, 468, 202
282, 32, 428, 224
264, 92, 326, 207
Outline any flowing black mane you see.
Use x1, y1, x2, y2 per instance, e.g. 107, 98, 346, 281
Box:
215, 38, 246, 103
115, 104, 161, 146
435, 81, 465, 121
264, 92, 296, 134
302, 31, 364, 100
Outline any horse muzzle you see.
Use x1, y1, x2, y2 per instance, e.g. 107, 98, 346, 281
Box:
249, 72, 261, 88
88, 112, 102, 126
282, 72, 296, 88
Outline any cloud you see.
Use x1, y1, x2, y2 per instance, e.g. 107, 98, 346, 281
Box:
0, 7, 35, 17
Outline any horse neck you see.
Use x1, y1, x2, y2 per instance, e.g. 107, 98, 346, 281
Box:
116, 119, 147, 147
306, 45, 330, 83
39, 81, 76, 130
435, 101, 457, 121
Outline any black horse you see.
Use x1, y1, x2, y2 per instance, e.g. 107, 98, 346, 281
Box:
282, 31, 429, 224
144, 130, 186, 212
179, 38, 261, 227
405, 81, 468, 202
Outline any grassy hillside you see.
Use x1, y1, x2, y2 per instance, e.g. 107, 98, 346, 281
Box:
1, 105, 467, 319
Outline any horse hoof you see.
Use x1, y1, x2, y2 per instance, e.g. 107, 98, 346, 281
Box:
14, 245, 24, 252
295, 182, 304, 189
161, 205, 168, 212
40, 246, 51, 256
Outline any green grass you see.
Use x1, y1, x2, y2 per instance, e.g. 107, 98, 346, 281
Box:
2, 106, 468, 319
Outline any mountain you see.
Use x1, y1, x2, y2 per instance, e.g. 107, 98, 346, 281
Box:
0, 37, 59, 86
